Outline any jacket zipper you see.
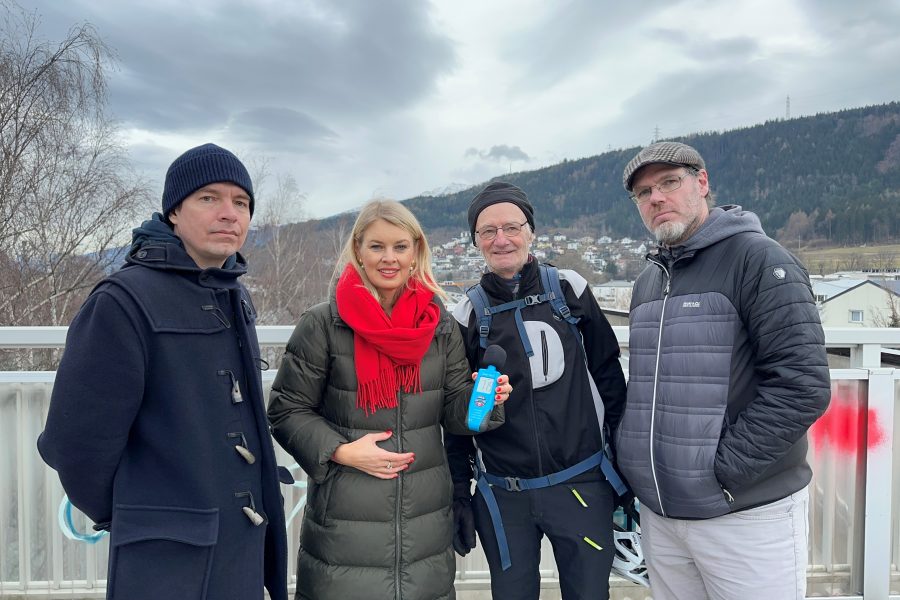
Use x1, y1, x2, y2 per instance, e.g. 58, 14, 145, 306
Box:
518, 286, 544, 474
394, 397, 403, 600
541, 330, 549, 382
647, 255, 670, 517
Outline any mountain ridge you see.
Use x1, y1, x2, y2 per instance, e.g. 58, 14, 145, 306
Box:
309, 102, 900, 245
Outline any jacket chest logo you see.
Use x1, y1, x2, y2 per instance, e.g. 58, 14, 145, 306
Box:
682, 301, 701, 308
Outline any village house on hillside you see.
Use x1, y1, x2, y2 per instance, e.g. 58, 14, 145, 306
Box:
431, 230, 650, 284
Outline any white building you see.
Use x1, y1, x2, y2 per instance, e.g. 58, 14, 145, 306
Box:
593, 280, 633, 310
816, 279, 900, 327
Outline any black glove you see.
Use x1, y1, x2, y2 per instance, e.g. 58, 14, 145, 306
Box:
451, 497, 476, 556
617, 491, 640, 527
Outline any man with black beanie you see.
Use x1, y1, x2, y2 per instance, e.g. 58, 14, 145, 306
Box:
446, 181, 628, 599
37, 143, 288, 600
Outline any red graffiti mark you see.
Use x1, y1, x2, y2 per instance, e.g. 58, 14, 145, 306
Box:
867, 408, 886, 448
810, 396, 885, 454
810, 402, 861, 454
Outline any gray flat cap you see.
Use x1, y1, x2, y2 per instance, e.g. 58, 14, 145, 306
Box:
622, 141, 706, 191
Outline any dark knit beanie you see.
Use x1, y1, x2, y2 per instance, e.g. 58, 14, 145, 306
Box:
162, 143, 254, 219
467, 181, 535, 245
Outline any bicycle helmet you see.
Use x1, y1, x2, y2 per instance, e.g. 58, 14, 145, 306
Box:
611, 523, 650, 588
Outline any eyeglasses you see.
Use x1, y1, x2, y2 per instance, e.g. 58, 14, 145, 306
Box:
630, 170, 696, 205
476, 222, 528, 241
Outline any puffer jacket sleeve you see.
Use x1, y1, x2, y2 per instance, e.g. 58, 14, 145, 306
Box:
37, 287, 146, 527
445, 311, 479, 493
268, 306, 348, 484
441, 319, 505, 435
714, 240, 831, 490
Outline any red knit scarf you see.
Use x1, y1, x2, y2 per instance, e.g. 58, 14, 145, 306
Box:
335, 263, 440, 415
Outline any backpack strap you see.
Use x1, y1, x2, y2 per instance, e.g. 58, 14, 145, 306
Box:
473, 448, 628, 571
466, 267, 577, 358
465, 284, 493, 351
493, 298, 535, 357
539, 264, 580, 327
466, 281, 540, 356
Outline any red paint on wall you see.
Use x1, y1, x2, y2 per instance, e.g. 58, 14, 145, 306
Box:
866, 408, 886, 448
809, 395, 885, 454
810, 402, 861, 454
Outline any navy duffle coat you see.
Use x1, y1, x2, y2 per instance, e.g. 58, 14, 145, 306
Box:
38, 240, 287, 600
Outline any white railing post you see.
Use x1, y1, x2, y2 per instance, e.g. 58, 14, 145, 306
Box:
15, 386, 31, 591
863, 368, 896, 599
851, 344, 884, 368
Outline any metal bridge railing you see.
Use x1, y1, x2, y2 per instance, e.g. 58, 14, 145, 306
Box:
1, 326, 898, 599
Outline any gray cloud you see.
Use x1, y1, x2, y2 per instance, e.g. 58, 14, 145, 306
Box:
611, 63, 775, 146
123, 142, 182, 176
505, 0, 675, 89
465, 144, 531, 162
227, 107, 337, 152
673, 35, 760, 63
796, 0, 900, 37
11, 0, 900, 219
18, 0, 456, 137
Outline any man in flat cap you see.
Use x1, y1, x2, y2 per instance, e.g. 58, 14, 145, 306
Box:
616, 141, 830, 599
38, 143, 287, 600
445, 181, 628, 599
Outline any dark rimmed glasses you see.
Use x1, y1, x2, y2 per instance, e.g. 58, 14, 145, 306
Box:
630, 169, 697, 205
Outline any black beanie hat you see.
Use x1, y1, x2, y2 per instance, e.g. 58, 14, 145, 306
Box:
467, 181, 535, 246
162, 143, 254, 219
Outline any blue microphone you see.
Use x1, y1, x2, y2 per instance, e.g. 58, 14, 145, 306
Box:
467, 345, 507, 432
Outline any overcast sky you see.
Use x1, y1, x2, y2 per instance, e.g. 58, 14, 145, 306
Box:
15, 0, 900, 219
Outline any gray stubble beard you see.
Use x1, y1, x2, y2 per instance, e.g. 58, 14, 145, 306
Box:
653, 220, 690, 246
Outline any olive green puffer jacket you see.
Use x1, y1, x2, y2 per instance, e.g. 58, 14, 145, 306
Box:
268, 297, 504, 600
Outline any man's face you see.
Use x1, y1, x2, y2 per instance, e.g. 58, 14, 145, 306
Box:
475, 202, 533, 278
169, 182, 251, 269
631, 164, 709, 246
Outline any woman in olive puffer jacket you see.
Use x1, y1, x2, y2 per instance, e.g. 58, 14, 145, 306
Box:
268, 200, 509, 600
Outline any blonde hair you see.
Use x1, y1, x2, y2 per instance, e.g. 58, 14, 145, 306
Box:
333, 199, 446, 302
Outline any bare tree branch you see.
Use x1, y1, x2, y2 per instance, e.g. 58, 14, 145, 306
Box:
1, 0, 150, 338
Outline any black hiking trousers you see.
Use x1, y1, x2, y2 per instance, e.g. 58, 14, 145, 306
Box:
472, 478, 616, 600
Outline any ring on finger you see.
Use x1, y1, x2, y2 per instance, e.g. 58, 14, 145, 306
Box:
387, 461, 392, 471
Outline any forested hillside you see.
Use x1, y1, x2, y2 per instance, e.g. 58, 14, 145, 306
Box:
325, 102, 900, 244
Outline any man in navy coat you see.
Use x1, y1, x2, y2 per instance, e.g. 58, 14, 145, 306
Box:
38, 143, 288, 600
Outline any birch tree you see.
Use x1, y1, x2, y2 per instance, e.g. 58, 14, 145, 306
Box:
1, 1, 149, 370
0, 1, 148, 331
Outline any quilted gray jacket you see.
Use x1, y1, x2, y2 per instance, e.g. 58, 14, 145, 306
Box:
617, 205, 830, 519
